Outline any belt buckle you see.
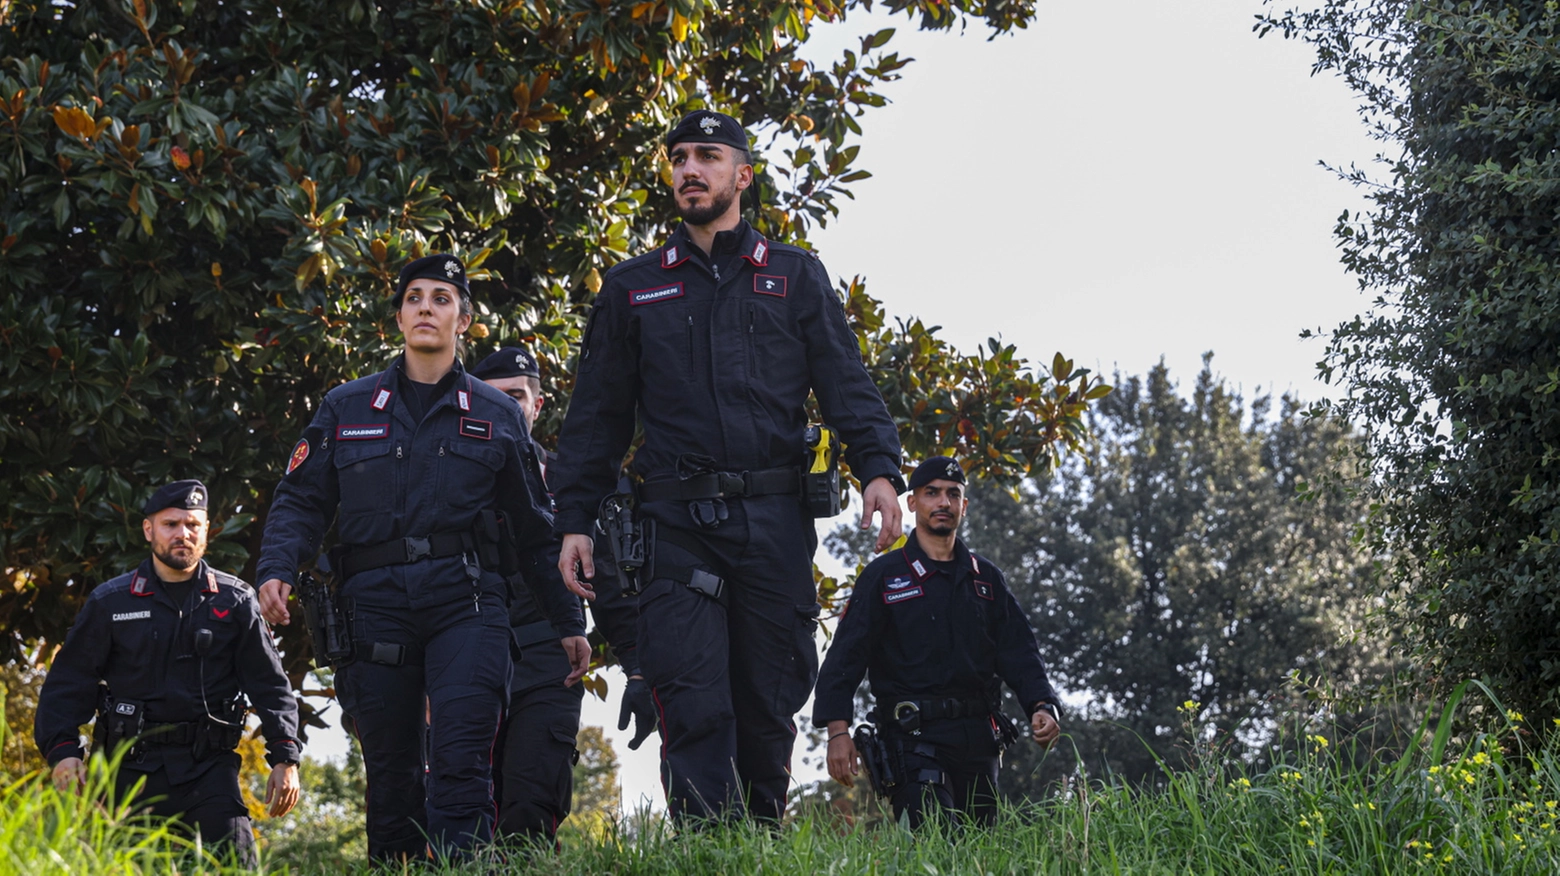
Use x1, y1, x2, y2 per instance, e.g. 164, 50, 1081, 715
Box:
717, 471, 746, 497
893, 700, 922, 734
405, 536, 431, 563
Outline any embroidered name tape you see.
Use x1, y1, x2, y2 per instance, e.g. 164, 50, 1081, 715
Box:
754, 274, 787, 297
883, 586, 925, 604
460, 417, 492, 440
630, 283, 684, 306
338, 424, 389, 441
112, 610, 151, 622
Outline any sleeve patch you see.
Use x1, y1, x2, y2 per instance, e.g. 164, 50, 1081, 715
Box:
285, 438, 310, 474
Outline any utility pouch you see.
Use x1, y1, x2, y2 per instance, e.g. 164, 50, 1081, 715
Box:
599, 479, 653, 595
298, 568, 354, 669
802, 424, 843, 518
853, 722, 898, 798
95, 695, 146, 759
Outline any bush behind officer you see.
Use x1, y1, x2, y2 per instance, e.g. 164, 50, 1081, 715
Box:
814, 458, 1062, 828
35, 479, 302, 866
255, 256, 588, 861
550, 109, 907, 824
470, 345, 656, 845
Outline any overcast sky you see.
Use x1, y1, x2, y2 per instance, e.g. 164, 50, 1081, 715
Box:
312, 0, 1380, 816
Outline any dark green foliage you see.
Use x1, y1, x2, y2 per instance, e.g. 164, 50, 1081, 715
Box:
962, 359, 1381, 788
0, 0, 1106, 722
1259, 1, 1560, 721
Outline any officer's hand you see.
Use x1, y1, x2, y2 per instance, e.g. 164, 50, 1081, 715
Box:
860, 477, 904, 553
259, 578, 292, 626
265, 762, 301, 818
559, 534, 597, 600
1032, 709, 1061, 748
560, 635, 591, 686
51, 757, 86, 793
826, 727, 860, 788
617, 675, 659, 751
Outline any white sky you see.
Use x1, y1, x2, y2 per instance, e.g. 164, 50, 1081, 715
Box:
305, 0, 1378, 818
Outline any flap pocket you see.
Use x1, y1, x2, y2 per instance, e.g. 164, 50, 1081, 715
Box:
334, 440, 392, 468
447, 439, 504, 470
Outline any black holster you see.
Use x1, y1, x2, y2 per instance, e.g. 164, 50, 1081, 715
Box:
853, 722, 899, 798
476, 509, 521, 577
599, 479, 653, 595
299, 568, 354, 668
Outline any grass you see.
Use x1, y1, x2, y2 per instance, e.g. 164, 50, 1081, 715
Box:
7, 685, 1560, 874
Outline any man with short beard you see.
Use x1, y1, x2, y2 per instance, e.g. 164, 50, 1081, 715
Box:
35, 479, 302, 867
550, 109, 906, 824
813, 457, 1062, 828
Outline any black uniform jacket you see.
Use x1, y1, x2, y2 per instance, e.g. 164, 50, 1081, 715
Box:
35, 559, 301, 777
256, 356, 583, 635
548, 221, 905, 534
812, 532, 1059, 726
508, 441, 638, 694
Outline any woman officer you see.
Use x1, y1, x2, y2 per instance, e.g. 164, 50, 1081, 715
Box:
254, 254, 589, 862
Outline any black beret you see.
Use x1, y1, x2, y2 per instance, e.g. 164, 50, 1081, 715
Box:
908, 457, 966, 492
471, 346, 540, 381
143, 479, 209, 516
666, 110, 750, 153
393, 253, 470, 308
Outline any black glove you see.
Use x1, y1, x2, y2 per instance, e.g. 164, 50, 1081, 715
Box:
617, 676, 659, 751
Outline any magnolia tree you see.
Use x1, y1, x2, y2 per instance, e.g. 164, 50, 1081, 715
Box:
0, 0, 1104, 727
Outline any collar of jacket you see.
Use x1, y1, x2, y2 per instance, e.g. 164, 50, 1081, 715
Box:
899, 530, 980, 584
660, 220, 770, 270
379, 354, 476, 427
129, 558, 220, 597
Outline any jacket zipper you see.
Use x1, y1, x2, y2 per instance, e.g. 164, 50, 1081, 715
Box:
747, 302, 756, 377
685, 314, 695, 379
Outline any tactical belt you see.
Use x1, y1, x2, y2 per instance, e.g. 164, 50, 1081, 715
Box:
140, 721, 202, 746
637, 467, 800, 503
341, 531, 475, 579
890, 697, 991, 728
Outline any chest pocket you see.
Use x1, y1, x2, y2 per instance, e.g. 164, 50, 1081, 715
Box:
632, 295, 698, 383
194, 597, 243, 658
334, 440, 394, 516
439, 439, 504, 511
743, 293, 805, 387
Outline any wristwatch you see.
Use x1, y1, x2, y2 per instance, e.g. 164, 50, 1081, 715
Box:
1034, 701, 1060, 723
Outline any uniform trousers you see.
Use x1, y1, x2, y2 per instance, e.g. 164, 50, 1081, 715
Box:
115, 757, 254, 866
492, 681, 582, 844
638, 495, 821, 823
335, 592, 510, 860
885, 715, 1003, 829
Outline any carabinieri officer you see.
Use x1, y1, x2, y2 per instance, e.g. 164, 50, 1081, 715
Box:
550, 110, 906, 824
469, 345, 655, 846
35, 479, 301, 866
254, 255, 588, 862
814, 457, 1062, 828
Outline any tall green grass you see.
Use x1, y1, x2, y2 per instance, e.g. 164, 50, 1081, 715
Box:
7, 682, 1560, 874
